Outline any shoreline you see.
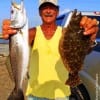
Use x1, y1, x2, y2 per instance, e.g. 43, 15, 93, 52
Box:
0, 56, 14, 100
0, 43, 9, 57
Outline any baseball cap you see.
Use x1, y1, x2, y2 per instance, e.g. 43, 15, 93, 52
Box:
39, 0, 59, 8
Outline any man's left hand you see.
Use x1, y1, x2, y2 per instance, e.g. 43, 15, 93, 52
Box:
80, 16, 99, 42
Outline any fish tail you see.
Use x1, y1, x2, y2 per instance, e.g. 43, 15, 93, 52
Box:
7, 88, 24, 100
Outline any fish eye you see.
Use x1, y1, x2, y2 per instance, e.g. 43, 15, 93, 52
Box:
11, 10, 14, 14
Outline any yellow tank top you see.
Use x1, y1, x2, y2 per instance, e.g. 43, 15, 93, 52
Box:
26, 26, 71, 99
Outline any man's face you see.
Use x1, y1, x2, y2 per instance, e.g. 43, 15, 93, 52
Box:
39, 4, 59, 24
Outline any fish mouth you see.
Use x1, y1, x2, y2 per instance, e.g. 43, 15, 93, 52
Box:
12, 2, 21, 10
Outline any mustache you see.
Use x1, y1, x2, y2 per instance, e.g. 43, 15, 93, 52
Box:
44, 14, 53, 17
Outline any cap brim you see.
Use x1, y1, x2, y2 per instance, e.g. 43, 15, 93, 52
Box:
39, 2, 59, 9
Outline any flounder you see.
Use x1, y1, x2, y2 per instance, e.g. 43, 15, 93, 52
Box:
59, 9, 92, 87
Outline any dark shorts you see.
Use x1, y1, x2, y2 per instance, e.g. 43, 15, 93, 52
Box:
69, 83, 91, 100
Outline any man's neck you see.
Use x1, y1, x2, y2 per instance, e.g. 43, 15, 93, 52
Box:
41, 23, 57, 39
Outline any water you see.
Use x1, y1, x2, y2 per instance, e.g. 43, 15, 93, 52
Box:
0, 39, 9, 44
0, 39, 9, 56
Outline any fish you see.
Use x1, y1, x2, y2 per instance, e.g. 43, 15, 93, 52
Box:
59, 9, 92, 87
7, 0, 29, 100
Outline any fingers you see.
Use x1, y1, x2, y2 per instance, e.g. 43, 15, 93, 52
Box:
3, 34, 9, 39
3, 19, 11, 25
84, 26, 99, 35
80, 16, 99, 35
86, 18, 98, 29
90, 33, 96, 42
80, 16, 98, 28
3, 25, 17, 34
80, 16, 88, 27
2, 19, 17, 39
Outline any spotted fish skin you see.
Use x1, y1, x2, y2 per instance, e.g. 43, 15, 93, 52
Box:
59, 9, 92, 87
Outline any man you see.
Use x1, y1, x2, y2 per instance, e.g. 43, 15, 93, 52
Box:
2, 0, 99, 100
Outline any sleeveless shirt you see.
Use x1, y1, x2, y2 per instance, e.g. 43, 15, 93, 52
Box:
26, 26, 71, 99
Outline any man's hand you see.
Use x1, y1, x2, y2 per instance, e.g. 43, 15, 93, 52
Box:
80, 16, 99, 42
2, 19, 17, 39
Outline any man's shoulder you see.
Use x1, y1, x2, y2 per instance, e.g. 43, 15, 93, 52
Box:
29, 27, 36, 45
29, 25, 41, 32
29, 27, 36, 31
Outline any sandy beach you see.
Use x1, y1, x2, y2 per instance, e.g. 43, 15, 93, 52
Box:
0, 56, 14, 100
0, 43, 27, 100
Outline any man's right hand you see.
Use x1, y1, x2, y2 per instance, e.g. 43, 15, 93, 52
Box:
2, 19, 17, 39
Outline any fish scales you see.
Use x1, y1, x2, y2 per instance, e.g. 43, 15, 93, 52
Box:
59, 9, 92, 87
10, 33, 24, 88
7, 1, 29, 100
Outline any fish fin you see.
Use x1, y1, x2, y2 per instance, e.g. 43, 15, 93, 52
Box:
26, 71, 30, 79
7, 88, 24, 100
23, 71, 30, 81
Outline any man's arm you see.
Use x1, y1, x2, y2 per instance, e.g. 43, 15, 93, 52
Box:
29, 27, 36, 46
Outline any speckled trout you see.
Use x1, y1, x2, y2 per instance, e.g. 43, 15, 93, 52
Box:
7, 0, 29, 100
